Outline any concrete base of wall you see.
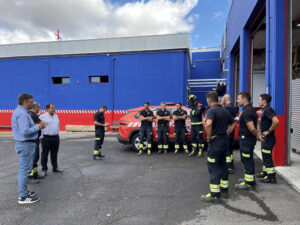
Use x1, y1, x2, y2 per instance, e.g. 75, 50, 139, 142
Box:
65, 125, 95, 132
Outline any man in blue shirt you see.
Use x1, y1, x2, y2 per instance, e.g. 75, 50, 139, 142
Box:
12, 93, 45, 204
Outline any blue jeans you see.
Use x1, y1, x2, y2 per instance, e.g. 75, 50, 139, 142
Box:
15, 141, 36, 197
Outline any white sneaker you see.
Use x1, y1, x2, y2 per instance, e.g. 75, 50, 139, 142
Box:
18, 195, 40, 204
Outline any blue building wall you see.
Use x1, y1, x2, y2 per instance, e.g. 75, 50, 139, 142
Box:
0, 50, 189, 110
190, 51, 221, 105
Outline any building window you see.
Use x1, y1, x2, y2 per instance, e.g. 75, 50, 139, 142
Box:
89, 76, 109, 84
52, 77, 71, 85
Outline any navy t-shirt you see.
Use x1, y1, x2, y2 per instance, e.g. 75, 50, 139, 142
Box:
157, 109, 170, 126
173, 109, 187, 129
239, 104, 258, 139
260, 105, 276, 133
140, 109, 154, 127
206, 104, 234, 136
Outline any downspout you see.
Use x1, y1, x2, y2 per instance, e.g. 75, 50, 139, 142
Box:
266, 0, 271, 94
111, 57, 116, 124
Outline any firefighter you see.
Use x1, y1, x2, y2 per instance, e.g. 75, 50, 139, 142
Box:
137, 102, 154, 156
156, 102, 171, 154
93, 105, 109, 160
172, 102, 189, 154
235, 92, 258, 190
221, 94, 238, 173
200, 91, 235, 202
188, 94, 206, 157
257, 94, 279, 183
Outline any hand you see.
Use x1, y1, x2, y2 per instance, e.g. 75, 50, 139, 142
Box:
262, 131, 270, 138
104, 123, 110, 127
39, 122, 46, 129
207, 136, 216, 142
257, 133, 264, 142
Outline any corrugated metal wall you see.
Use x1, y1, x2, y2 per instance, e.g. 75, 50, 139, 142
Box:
291, 79, 300, 152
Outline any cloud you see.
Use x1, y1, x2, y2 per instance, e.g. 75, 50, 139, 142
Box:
0, 0, 198, 44
213, 10, 226, 21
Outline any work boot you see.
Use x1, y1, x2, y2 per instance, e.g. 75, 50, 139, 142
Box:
188, 150, 195, 157
228, 168, 234, 174
93, 155, 102, 160
147, 150, 151, 155
221, 192, 229, 199
185, 149, 189, 154
174, 149, 179, 154
200, 193, 221, 203
256, 172, 267, 179
137, 150, 143, 156
98, 152, 105, 158
235, 182, 255, 190
259, 176, 277, 184
164, 149, 168, 154
197, 149, 203, 158
157, 149, 162, 154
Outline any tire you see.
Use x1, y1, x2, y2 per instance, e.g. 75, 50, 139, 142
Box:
131, 133, 147, 152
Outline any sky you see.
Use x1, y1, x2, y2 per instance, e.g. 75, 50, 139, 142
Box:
0, 0, 232, 49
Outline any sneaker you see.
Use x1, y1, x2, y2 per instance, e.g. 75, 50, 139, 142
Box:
174, 149, 179, 154
185, 149, 190, 154
18, 195, 40, 205
157, 149, 162, 154
259, 176, 277, 184
200, 193, 221, 203
164, 149, 168, 154
235, 182, 255, 190
147, 150, 151, 155
18, 192, 36, 200
137, 150, 143, 156
41, 171, 47, 176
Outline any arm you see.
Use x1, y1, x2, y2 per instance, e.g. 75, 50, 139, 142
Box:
262, 116, 280, 136
94, 121, 108, 127
246, 121, 257, 138
164, 116, 171, 121
147, 116, 153, 122
205, 119, 213, 141
19, 114, 40, 136
227, 122, 237, 136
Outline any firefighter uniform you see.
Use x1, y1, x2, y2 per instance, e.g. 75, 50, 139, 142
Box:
28, 111, 42, 179
224, 103, 237, 172
156, 109, 170, 154
190, 101, 205, 157
138, 109, 154, 155
173, 109, 188, 154
258, 105, 277, 183
236, 104, 258, 189
93, 111, 106, 160
201, 105, 234, 202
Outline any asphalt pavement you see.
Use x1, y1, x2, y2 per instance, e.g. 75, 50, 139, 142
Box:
0, 132, 300, 225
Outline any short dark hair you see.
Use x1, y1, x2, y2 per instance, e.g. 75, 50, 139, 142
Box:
206, 91, 219, 103
101, 105, 107, 110
176, 102, 182, 106
260, 93, 272, 104
238, 92, 251, 102
46, 103, 55, 110
161, 102, 166, 105
144, 102, 149, 106
18, 93, 34, 105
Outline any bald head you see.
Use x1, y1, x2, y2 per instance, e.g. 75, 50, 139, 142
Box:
222, 94, 232, 105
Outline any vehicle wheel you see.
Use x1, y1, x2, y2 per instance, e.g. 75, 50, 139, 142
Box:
131, 133, 147, 152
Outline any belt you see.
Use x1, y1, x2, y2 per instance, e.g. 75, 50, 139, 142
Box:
43, 135, 59, 137
22, 140, 36, 143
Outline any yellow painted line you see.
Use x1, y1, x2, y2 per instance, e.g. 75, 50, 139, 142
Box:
0, 132, 12, 134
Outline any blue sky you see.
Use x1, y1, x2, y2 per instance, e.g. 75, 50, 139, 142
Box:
0, 0, 232, 48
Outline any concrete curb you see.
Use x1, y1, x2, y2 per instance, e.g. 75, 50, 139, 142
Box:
254, 144, 300, 194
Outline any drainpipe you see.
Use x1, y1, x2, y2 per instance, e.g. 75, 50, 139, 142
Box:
111, 57, 116, 124
265, 0, 271, 94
